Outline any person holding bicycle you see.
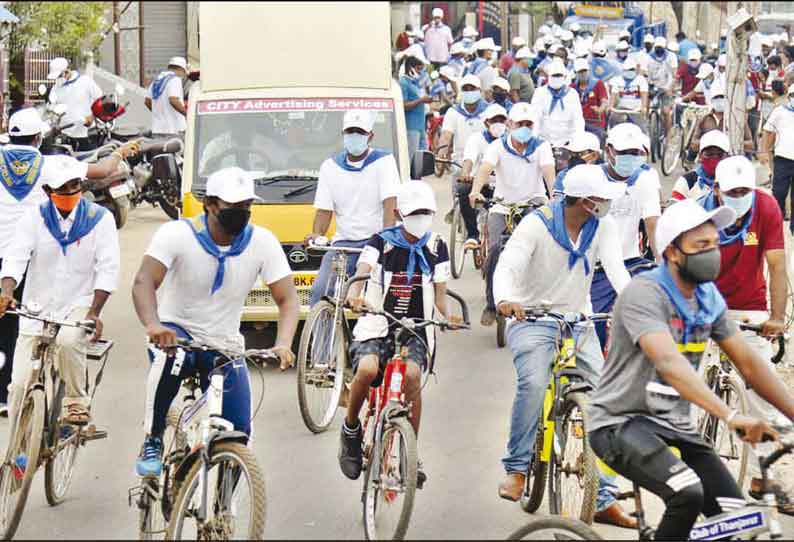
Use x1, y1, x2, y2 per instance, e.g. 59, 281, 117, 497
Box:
131, 167, 299, 478
645, 36, 678, 135
340, 181, 460, 487
469, 103, 556, 327
588, 198, 794, 541
697, 156, 794, 514
671, 129, 730, 202
608, 58, 649, 133
494, 164, 634, 526
0, 155, 120, 426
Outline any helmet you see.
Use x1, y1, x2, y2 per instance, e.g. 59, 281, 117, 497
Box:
91, 95, 126, 122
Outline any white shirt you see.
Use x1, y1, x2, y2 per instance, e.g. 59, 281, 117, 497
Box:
763, 104, 794, 161
610, 75, 648, 111
1, 203, 119, 335
145, 220, 292, 351
314, 150, 400, 241
477, 65, 498, 92
645, 52, 677, 91
49, 73, 103, 139
147, 72, 186, 134
494, 212, 630, 313
482, 137, 554, 207
463, 131, 497, 185
441, 105, 487, 160
531, 85, 585, 147
422, 23, 453, 63
605, 167, 662, 259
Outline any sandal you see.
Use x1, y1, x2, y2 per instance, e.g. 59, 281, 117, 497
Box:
749, 482, 794, 516
63, 404, 91, 427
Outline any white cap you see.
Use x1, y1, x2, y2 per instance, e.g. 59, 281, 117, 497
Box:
606, 123, 646, 152
561, 30, 574, 41
492, 77, 510, 92
40, 155, 88, 189
543, 35, 555, 46
667, 40, 680, 53
709, 79, 726, 98
475, 37, 501, 51
438, 65, 457, 80
562, 131, 601, 153
460, 73, 482, 89
168, 56, 188, 71
619, 30, 631, 40
8, 108, 48, 137
569, 23, 582, 32
616, 40, 630, 51
699, 130, 730, 152
206, 167, 262, 203
688, 48, 702, 61
563, 164, 626, 200
591, 40, 607, 55
539, 25, 551, 36
483, 103, 507, 120
515, 46, 532, 60
547, 60, 567, 76
622, 58, 638, 71
432, 7, 443, 18
509, 102, 537, 124
718, 53, 727, 67
548, 43, 562, 55
512, 36, 527, 47
404, 43, 430, 64
462, 26, 478, 38
696, 63, 714, 79
47, 57, 69, 80
397, 180, 437, 214
573, 57, 589, 72
654, 36, 667, 48
450, 41, 466, 55
644, 33, 655, 44
343, 110, 375, 132
655, 198, 736, 256
715, 155, 756, 192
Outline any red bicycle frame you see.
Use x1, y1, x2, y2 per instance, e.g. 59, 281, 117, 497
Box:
362, 353, 408, 446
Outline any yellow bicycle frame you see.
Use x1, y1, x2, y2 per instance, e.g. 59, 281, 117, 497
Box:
539, 334, 578, 463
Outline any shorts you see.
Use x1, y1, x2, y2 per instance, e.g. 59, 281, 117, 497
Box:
349, 335, 428, 388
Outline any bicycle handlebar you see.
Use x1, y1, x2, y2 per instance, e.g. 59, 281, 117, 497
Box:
359, 308, 470, 332
738, 323, 786, 364
434, 155, 463, 169
609, 108, 645, 116
520, 304, 611, 324
6, 305, 96, 333
306, 241, 364, 255
172, 338, 278, 365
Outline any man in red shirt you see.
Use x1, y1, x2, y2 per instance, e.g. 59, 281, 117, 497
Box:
499, 36, 526, 77
571, 57, 608, 142
675, 48, 703, 97
698, 155, 794, 514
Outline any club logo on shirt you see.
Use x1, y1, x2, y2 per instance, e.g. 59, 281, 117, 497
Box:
744, 232, 758, 246
10, 159, 31, 176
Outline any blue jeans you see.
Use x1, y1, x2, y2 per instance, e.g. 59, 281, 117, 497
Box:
308, 239, 368, 307
504, 320, 618, 512
407, 129, 422, 161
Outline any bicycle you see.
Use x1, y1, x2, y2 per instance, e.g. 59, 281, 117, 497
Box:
647, 88, 667, 163
509, 430, 794, 540
434, 156, 469, 280
128, 340, 276, 540
662, 100, 711, 177
346, 275, 469, 540
514, 304, 611, 524
607, 107, 649, 134
296, 241, 364, 433
0, 304, 112, 540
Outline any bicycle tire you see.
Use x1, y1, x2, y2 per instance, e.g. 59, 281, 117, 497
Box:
548, 392, 598, 524
166, 442, 266, 540
450, 203, 466, 279
0, 389, 45, 539
44, 379, 80, 506
520, 418, 548, 513
649, 111, 662, 163
662, 123, 682, 176
297, 300, 346, 433
507, 516, 604, 541
496, 314, 507, 348
138, 479, 162, 541
363, 416, 417, 541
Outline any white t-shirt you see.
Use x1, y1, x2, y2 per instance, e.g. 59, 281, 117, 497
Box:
145, 220, 292, 350
531, 86, 585, 147
50, 73, 103, 139
147, 72, 186, 134
314, 150, 400, 241
482, 137, 554, 207
463, 131, 497, 185
763, 105, 794, 161
610, 75, 648, 111
605, 167, 662, 260
441, 105, 487, 159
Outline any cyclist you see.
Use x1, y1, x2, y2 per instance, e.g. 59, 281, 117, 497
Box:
552, 130, 602, 198
507, 47, 535, 104
465, 38, 500, 98
608, 58, 649, 132
675, 48, 704, 100
458, 103, 507, 250
131, 167, 299, 477
306, 110, 400, 307
689, 81, 755, 157
589, 41, 621, 83
490, 77, 514, 111
531, 60, 585, 148
588, 198, 794, 541
469, 103, 555, 327
671, 129, 730, 202
340, 181, 460, 487
571, 58, 609, 142
0, 155, 120, 426
645, 36, 678, 134
494, 164, 636, 527
697, 156, 794, 513
437, 74, 489, 166
682, 63, 713, 105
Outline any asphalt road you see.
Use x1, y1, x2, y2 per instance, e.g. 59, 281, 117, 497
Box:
2, 171, 793, 540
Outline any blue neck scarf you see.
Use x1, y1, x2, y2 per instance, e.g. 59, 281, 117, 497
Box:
61, 71, 81, 87
333, 148, 390, 172
184, 214, 254, 294
0, 146, 43, 201
150, 71, 177, 100
548, 85, 568, 113
623, 76, 636, 91
785, 105, 794, 114
39, 199, 106, 255
453, 99, 488, 120
575, 77, 598, 104
695, 164, 715, 190
534, 201, 599, 275
700, 191, 755, 245
468, 58, 488, 76
482, 129, 497, 144
602, 162, 650, 188
378, 226, 431, 283
501, 134, 545, 161
647, 264, 727, 344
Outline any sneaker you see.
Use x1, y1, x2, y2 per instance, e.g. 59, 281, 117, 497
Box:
417, 460, 427, 490
463, 238, 479, 251
135, 436, 163, 478
338, 421, 363, 480
481, 308, 497, 327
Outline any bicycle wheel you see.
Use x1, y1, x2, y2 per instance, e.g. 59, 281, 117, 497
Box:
496, 314, 507, 348
45, 379, 80, 506
548, 392, 598, 524
507, 516, 604, 541
0, 389, 45, 539
648, 111, 661, 163
450, 202, 466, 279
297, 300, 346, 433
520, 417, 548, 513
362, 417, 417, 541
662, 123, 682, 177
167, 441, 266, 540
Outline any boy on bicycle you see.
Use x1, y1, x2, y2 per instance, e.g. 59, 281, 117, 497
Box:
341, 181, 461, 488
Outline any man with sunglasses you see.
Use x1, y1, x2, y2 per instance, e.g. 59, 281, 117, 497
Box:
552, 131, 602, 199
672, 130, 730, 202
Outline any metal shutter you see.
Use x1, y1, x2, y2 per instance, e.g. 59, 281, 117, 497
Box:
142, 1, 186, 86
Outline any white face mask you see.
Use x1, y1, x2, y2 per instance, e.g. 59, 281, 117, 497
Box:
711, 97, 726, 113
488, 122, 506, 138
401, 213, 434, 238
548, 75, 565, 89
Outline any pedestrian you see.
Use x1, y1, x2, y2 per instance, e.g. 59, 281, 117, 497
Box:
395, 24, 412, 51
46, 57, 103, 151
507, 47, 535, 104
144, 56, 188, 138
675, 31, 699, 61
399, 52, 433, 159
760, 85, 794, 226
500, 36, 527, 77
466, 38, 500, 99
422, 7, 453, 69
571, 57, 609, 142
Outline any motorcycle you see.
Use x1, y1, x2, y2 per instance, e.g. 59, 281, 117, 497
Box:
128, 138, 184, 220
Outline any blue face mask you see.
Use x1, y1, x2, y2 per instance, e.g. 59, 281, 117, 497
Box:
462, 90, 481, 104
722, 192, 754, 218
612, 153, 645, 177
343, 133, 369, 156
511, 126, 532, 144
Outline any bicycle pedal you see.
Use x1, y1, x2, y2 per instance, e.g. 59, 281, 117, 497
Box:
81, 424, 108, 442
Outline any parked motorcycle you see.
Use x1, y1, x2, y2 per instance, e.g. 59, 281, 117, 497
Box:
128, 138, 183, 220
82, 158, 137, 229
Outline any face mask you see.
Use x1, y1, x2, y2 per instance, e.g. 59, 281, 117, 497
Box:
488, 122, 506, 138
722, 191, 754, 218
462, 89, 481, 104
537, 51, 547, 60
511, 126, 532, 144
548, 75, 565, 89
343, 133, 369, 156
50, 191, 81, 213
623, 70, 636, 81
401, 213, 433, 238
676, 246, 721, 284
711, 97, 726, 113
584, 198, 611, 219
653, 48, 665, 58
492, 92, 507, 104
689, 60, 700, 69
576, 72, 589, 83
216, 208, 251, 236
700, 155, 723, 177
644, 44, 653, 53
618, 52, 628, 61
611, 153, 645, 178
